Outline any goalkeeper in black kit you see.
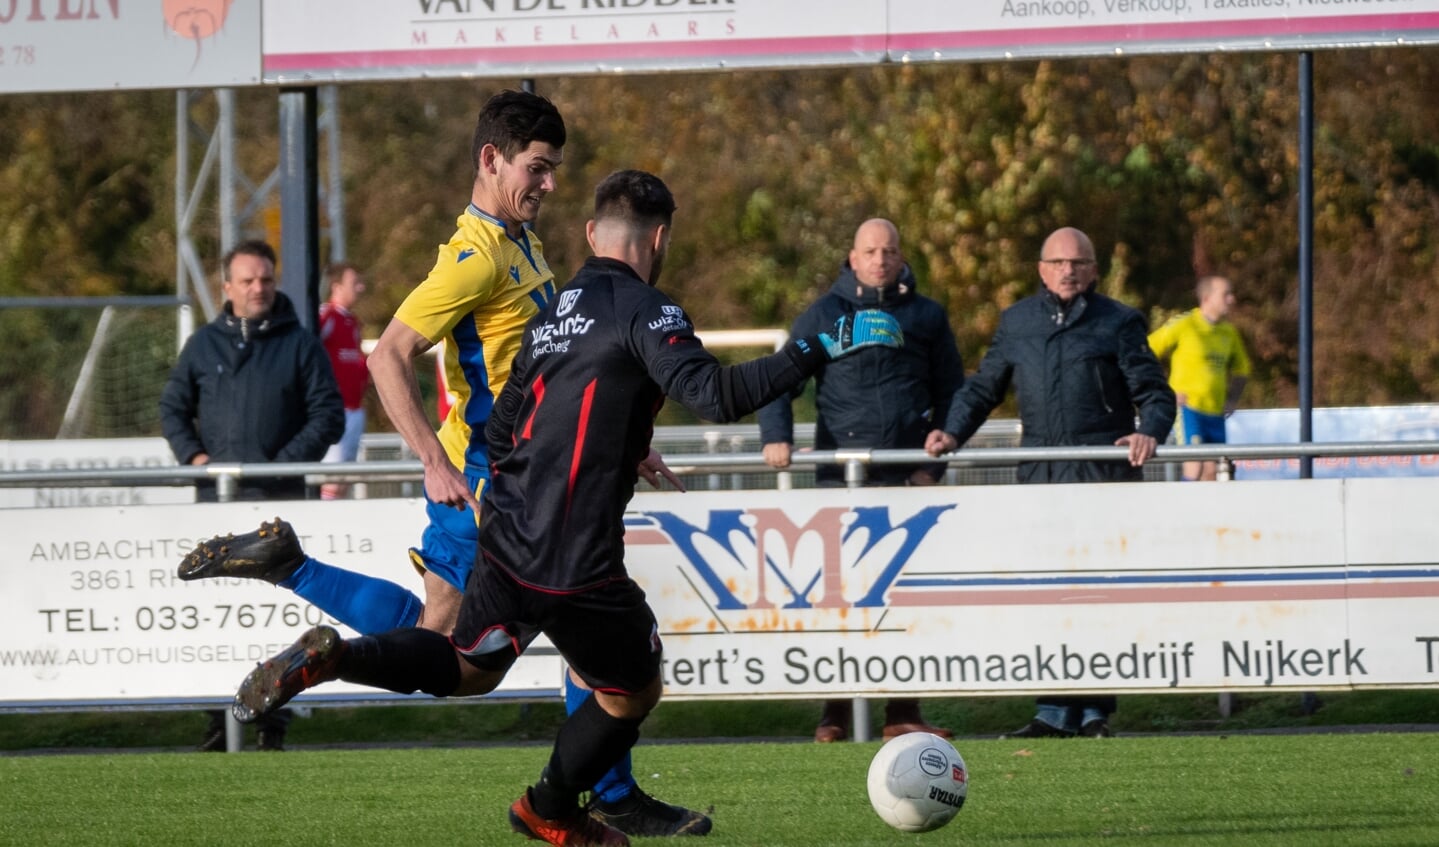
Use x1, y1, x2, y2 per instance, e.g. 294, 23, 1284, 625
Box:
227, 169, 903, 847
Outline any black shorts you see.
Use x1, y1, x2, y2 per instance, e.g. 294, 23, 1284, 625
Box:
449, 554, 662, 695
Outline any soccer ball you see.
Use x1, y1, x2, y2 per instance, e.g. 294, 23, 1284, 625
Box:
866, 731, 968, 833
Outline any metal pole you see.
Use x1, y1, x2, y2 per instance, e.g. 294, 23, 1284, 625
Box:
218, 88, 238, 253
56, 306, 116, 439
225, 709, 243, 753
215, 471, 238, 503
321, 85, 347, 262
278, 87, 321, 333
1297, 52, 1324, 720
175, 91, 193, 353
1298, 52, 1315, 481
845, 454, 871, 742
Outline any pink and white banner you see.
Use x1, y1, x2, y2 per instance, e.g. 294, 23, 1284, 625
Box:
6, 1, 1438, 94
258, 0, 1439, 84
889, 0, 1439, 60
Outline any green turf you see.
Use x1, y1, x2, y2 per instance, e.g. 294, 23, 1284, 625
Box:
2, 735, 1436, 846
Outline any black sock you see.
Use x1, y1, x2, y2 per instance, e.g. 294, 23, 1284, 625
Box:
337, 628, 460, 697
529, 695, 644, 820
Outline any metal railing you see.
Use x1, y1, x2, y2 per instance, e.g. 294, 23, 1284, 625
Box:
3, 437, 1438, 496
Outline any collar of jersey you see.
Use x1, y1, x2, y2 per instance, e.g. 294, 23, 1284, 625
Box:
467, 203, 538, 270
468, 204, 515, 230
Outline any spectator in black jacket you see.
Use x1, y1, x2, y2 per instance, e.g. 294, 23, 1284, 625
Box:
925, 226, 1175, 738
160, 239, 345, 503
760, 218, 963, 743
158, 239, 343, 753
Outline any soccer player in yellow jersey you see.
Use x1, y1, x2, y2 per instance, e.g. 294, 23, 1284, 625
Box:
1148, 275, 1252, 481
179, 91, 709, 837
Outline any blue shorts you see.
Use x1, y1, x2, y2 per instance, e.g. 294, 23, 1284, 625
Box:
407, 469, 486, 592
1177, 406, 1227, 445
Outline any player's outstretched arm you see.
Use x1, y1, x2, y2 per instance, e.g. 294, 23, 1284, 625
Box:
817, 310, 903, 359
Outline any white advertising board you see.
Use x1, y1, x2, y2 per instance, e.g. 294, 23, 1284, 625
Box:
625, 479, 1438, 698
888, 0, 1439, 60
260, 0, 886, 82
0, 0, 261, 95
258, 0, 1439, 84
0, 498, 562, 707
7, 2, 1439, 94
3, 478, 1437, 709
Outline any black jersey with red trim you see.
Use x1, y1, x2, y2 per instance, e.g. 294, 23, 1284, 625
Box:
481, 256, 827, 592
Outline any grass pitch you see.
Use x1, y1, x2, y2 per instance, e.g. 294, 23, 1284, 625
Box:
2, 733, 1436, 846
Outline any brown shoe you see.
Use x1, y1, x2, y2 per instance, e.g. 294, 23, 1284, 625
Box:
881, 721, 954, 740
814, 722, 848, 743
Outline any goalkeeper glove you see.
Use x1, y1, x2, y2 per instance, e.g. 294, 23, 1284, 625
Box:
818, 310, 903, 359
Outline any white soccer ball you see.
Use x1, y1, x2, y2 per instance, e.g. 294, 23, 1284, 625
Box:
866, 731, 968, 833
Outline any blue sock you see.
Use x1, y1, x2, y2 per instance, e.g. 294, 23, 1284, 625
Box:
279, 557, 423, 634
565, 673, 637, 803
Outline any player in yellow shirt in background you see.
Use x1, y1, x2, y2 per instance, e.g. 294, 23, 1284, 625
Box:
1148, 275, 1252, 481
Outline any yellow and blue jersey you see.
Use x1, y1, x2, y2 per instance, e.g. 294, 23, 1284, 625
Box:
1148, 308, 1251, 416
394, 204, 557, 473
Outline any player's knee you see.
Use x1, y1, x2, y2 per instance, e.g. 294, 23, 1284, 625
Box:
452, 662, 505, 697
415, 604, 457, 634
595, 677, 662, 720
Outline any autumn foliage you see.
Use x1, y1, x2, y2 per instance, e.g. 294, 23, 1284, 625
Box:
2, 49, 1439, 435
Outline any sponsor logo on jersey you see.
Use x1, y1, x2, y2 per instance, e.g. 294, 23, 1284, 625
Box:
457, 248, 475, 262
648, 304, 691, 332
509, 265, 522, 284
556, 288, 582, 317
529, 311, 596, 358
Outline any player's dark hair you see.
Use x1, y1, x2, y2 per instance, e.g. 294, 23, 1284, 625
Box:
471, 90, 567, 172
221, 239, 277, 281
593, 170, 676, 230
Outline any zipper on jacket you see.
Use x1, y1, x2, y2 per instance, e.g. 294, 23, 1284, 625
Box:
1093, 362, 1114, 414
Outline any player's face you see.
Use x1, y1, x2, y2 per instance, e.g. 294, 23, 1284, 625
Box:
223, 253, 277, 320
1038, 231, 1096, 303
492, 141, 563, 226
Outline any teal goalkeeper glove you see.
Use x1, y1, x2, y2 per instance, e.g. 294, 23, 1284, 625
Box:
818, 310, 904, 359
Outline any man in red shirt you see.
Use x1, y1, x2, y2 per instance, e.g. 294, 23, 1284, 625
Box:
319, 262, 370, 499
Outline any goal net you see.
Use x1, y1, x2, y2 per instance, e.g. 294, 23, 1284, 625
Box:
0, 304, 178, 441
